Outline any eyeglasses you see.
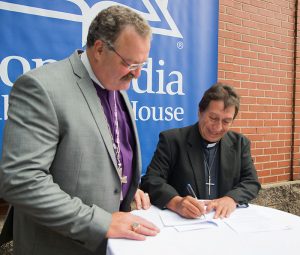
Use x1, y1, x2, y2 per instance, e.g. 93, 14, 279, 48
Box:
105, 42, 147, 71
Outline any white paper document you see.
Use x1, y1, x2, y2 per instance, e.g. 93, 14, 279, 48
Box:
174, 221, 218, 232
224, 206, 291, 233
158, 208, 220, 227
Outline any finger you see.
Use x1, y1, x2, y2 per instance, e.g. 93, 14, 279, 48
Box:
188, 201, 205, 217
180, 206, 199, 218
225, 209, 231, 218
214, 204, 224, 219
141, 192, 151, 209
126, 228, 147, 241
206, 201, 215, 213
133, 216, 160, 232
132, 223, 159, 236
134, 191, 142, 210
196, 200, 206, 215
225, 205, 235, 218
219, 207, 228, 219
182, 200, 204, 218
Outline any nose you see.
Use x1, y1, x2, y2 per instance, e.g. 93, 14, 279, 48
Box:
131, 67, 142, 78
213, 120, 223, 132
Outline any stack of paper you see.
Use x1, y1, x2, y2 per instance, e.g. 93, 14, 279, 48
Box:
158, 209, 220, 232
223, 206, 291, 233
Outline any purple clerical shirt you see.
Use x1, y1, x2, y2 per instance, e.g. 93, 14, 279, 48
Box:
93, 82, 135, 201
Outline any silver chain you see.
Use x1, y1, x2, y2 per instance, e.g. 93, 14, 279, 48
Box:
203, 145, 218, 196
113, 91, 122, 171
98, 91, 123, 178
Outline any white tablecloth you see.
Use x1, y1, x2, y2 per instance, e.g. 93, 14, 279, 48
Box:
107, 204, 300, 255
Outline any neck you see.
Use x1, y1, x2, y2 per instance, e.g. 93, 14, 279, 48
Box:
199, 133, 219, 148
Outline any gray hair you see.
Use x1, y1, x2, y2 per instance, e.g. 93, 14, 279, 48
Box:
86, 5, 152, 47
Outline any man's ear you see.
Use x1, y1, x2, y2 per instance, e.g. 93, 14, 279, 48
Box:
94, 40, 105, 55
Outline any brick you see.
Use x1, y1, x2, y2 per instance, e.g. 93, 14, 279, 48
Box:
277, 174, 291, 181
242, 4, 259, 14
266, 3, 281, 13
256, 155, 271, 163
249, 29, 266, 38
241, 66, 257, 74
261, 176, 278, 183
241, 50, 258, 58
250, 44, 267, 53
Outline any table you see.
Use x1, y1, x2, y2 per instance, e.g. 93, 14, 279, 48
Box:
107, 204, 300, 255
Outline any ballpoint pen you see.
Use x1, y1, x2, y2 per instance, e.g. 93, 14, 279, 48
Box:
186, 183, 197, 198
186, 183, 206, 219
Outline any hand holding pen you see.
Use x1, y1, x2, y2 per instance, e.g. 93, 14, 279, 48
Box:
186, 184, 206, 219
166, 194, 206, 219
166, 184, 207, 219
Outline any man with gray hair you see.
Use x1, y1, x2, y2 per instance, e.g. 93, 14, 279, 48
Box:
0, 5, 159, 255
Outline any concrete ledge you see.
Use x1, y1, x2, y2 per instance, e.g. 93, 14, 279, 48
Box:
0, 215, 13, 255
0, 242, 13, 255
252, 180, 300, 216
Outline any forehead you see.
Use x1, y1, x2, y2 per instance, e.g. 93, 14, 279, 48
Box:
114, 26, 150, 60
205, 100, 235, 117
115, 26, 150, 47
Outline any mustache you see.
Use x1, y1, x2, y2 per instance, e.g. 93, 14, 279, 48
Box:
121, 72, 135, 81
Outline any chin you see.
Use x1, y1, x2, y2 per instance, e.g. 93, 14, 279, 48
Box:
207, 135, 221, 142
121, 82, 131, 90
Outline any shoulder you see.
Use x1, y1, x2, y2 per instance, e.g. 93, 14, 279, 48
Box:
14, 52, 79, 94
224, 130, 251, 147
157, 124, 197, 150
160, 124, 195, 139
26, 55, 70, 80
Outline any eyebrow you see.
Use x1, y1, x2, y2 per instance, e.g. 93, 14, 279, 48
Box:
209, 113, 233, 120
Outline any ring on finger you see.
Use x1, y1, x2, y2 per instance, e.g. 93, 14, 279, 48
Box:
131, 222, 140, 232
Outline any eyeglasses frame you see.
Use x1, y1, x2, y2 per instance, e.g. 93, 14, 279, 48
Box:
105, 41, 147, 71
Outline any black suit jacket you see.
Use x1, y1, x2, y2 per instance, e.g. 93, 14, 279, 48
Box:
141, 123, 261, 208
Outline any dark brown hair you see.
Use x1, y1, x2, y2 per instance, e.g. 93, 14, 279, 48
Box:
198, 82, 240, 119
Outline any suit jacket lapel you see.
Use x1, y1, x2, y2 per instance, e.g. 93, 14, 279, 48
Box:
186, 124, 206, 198
219, 133, 235, 195
69, 51, 119, 172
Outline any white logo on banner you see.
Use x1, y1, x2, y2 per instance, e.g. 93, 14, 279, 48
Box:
0, 0, 184, 121
0, 0, 182, 46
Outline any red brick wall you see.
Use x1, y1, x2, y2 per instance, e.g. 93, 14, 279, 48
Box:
219, 0, 300, 184
295, 0, 300, 182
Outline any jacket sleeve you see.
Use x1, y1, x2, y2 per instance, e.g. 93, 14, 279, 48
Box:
225, 136, 261, 204
0, 74, 111, 252
141, 132, 179, 208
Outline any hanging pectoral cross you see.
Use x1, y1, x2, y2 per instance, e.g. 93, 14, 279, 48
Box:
117, 162, 127, 184
121, 175, 127, 184
206, 175, 215, 196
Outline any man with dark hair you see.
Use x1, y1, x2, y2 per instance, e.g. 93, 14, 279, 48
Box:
141, 83, 261, 219
0, 5, 159, 255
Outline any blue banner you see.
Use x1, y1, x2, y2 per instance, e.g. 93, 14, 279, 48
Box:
0, 0, 219, 173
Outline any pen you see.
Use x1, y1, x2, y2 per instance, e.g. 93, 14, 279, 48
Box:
186, 183, 206, 219
186, 183, 197, 198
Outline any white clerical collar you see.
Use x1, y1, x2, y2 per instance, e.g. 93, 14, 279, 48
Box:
207, 142, 217, 148
80, 50, 105, 89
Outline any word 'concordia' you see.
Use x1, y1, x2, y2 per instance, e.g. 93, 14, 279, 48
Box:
0, 56, 185, 121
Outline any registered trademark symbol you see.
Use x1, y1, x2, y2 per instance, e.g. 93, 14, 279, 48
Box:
177, 41, 184, 49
